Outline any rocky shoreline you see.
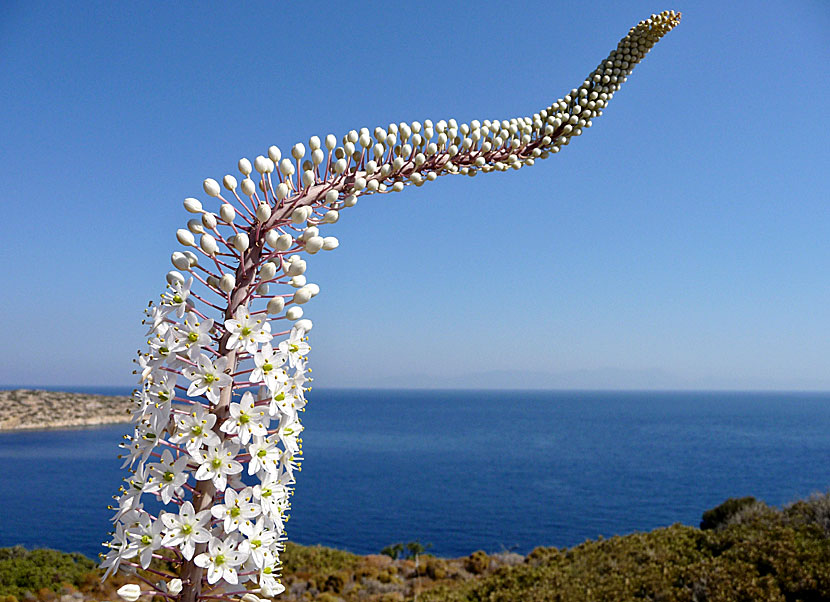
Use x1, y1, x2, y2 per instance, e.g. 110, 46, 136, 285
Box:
0, 389, 132, 432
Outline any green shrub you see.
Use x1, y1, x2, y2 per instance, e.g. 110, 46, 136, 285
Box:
700, 496, 759, 530
0, 548, 97, 598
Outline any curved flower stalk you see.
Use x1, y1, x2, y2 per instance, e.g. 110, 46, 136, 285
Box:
102, 10, 680, 602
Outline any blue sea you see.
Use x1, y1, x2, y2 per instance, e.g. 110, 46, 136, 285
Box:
1, 388, 829, 560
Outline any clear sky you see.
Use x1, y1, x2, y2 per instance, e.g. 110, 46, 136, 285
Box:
1, 1, 828, 390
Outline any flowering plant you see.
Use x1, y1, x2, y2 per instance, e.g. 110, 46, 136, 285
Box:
102, 11, 680, 602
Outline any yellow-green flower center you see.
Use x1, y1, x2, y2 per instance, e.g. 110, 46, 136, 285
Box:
173, 294, 183, 304
163, 471, 174, 482
181, 524, 192, 535
204, 373, 215, 383
230, 506, 241, 518
289, 344, 299, 353
188, 332, 199, 342
141, 535, 152, 545
211, 457, 223, 469
239, 414, 250, 424
263, 362, 273, 373
192, 425, 203, 435
241, 326, 252, 336
214, 554, 225, 566
257, 449, 267, 458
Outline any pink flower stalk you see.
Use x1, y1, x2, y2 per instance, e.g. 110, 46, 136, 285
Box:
104, 11, 681, 602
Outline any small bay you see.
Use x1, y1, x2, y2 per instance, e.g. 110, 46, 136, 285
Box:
1, 389, 829, 559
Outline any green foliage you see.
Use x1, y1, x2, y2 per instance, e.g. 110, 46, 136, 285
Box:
421, 495, 830, 602
0, 547, 97, 598
381, 540, 430, 560
700, 496, 759, 530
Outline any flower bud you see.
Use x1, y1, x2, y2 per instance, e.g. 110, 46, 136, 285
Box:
392, 182, 404, 192
286, 259, 306, 276
200, 233, 217, 255
238, 158, 253, 175
334, 159, 347, 174
219, 274, 235, 292
306, 283, 320, 296
207, 275, 219, 289
275, 233, 293, 251
324, 134, 336, 150
240, 178, 256, 197
187, 218, 204, 235
250, 155, 266, 174
256, 282, 269, 295
285, 306, 303, 320
304, 236, 324, 254
183, 251, 198, 267
280, 158, 295, 176
267, 146, 281, 162
300, 226, 319, 241
260, 261, 277, 280
241, 594, 260, 602
117, 584, 142, 602
292, 143, 306, 159
220, 204, 236, 223
290, 207, 307, 224
292, 287, 312, 305
267, 296, 285, 314
264, 229, 279, 248
290, 275, 306, 288
344, 195, 357, 207
201, 212, 217, 230
203, 178, 221, 197
223, 175, 238, 191
256, 203, 272, 222
302, 170, 315, 187
294, 318, 313, 333
183, 198, 202, 213
233, 232, 250, 252
322, 210, 339, 224
166, 270, 185, 286
167, 580, 182, 596
176, 229, 195, 247
322, 236, 339, 250
171, 252, 189, 271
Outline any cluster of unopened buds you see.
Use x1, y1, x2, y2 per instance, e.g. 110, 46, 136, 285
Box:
101, 11, 680, 602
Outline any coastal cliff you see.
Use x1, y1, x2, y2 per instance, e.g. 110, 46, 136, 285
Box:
0, 389, 132, 432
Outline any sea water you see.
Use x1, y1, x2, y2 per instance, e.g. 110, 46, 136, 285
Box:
1, 389, 829, 559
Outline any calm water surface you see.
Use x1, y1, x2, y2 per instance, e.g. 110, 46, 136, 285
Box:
1, 389, 829, 559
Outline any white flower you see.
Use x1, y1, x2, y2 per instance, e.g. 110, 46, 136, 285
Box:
277, 326, 310, 369
116, 584, 142, 602
143, 304, 169, 336
210, 486, 260, 534
185, 354, 231, 404
192, 441, 242, 490
193, 535, 248, 585
251, 343, 287, 390
160, 501, 211, 560
146, 449, 190, 504
125, 511, 163, 569
253, 474, 291, 525
224, 306, 271, 353
100, 522, 129, 579
247, 435, 282, 477
169, 403, 221, 451
258, 564, 286, 597
277, 412, 303, 456
220, 391, 270, 445
147, 329, 187, 367
160, 277, 193, 318
175, 312, 214, 350
241, 518, 279, 568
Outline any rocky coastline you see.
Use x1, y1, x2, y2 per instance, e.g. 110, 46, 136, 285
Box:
0, 389, 132, 432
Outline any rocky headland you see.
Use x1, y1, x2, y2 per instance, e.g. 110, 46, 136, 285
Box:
0, 389, 132, 432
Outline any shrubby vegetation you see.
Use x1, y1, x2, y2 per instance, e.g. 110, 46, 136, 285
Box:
3, 493, 830, 601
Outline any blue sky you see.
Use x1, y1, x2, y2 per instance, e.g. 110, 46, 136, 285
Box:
1, 1, 828, 390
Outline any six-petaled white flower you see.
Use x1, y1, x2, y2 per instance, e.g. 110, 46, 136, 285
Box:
169, 403, 221, 451
224, 306, 272, 353
193, 535, 248, 585
185, 354, 231, 404
220, 391, 270, 445
191, 441, 242, 490
210, 486, 260, 534
160, 501, 211, 560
